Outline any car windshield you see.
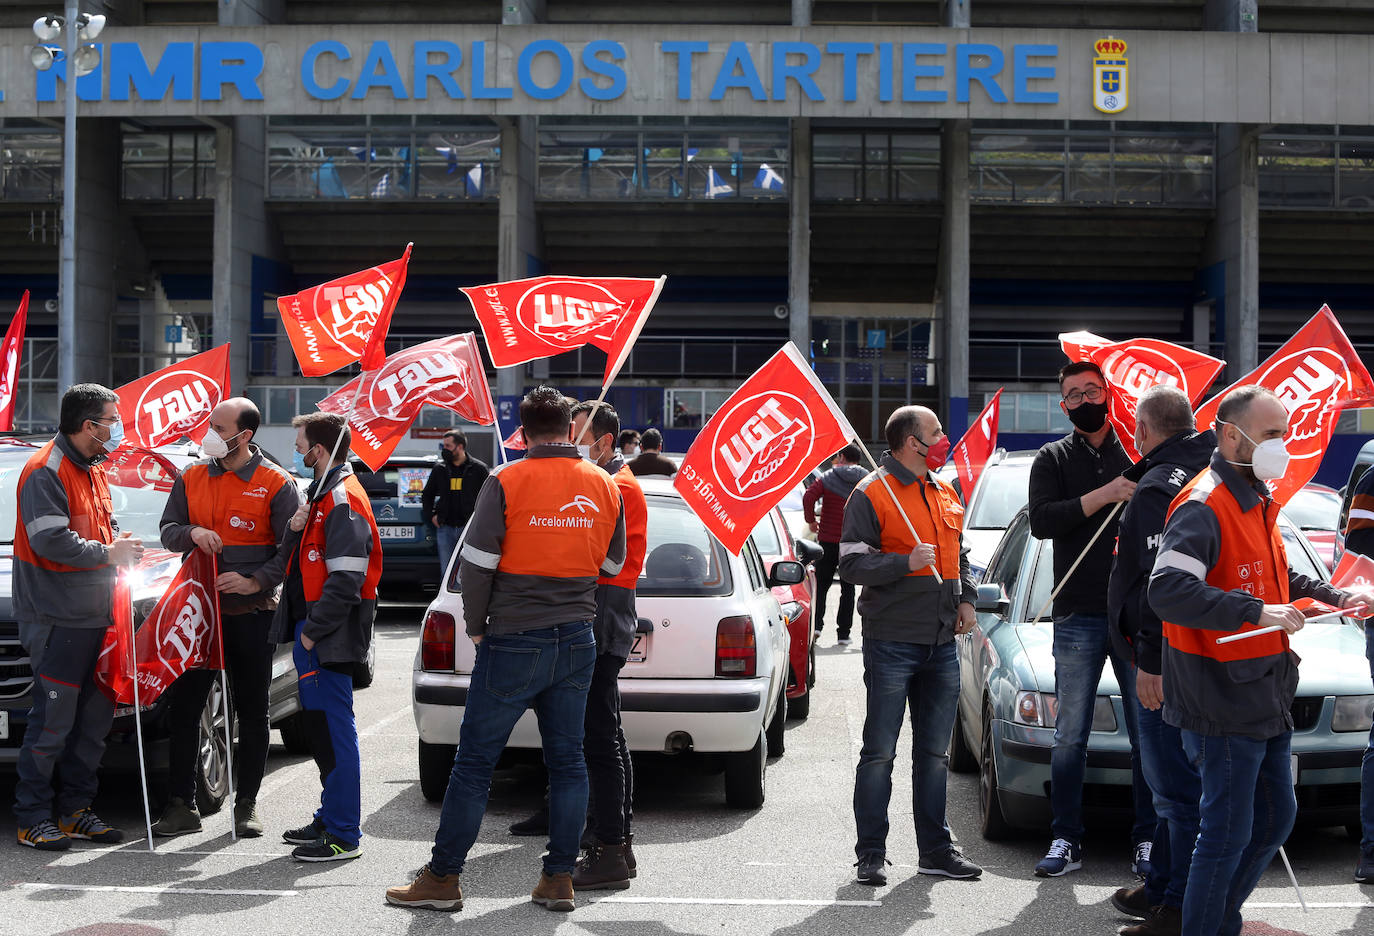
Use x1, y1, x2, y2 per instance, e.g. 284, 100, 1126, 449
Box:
967, 462, 1032, 530
638, 495, 733, 597
1022, 515, 1327, 622
0, 456, 172, 546
1284, 488, 1341, 532
751, 514, 783, 557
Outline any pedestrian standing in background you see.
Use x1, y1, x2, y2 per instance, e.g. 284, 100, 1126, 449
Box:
421, 429, 489, 580
627, 429, 677, 478
803, 444, 865, 644
618, 429, 641, 459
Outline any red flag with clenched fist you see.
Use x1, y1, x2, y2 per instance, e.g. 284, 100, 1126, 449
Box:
0, 291, 29, 431
1060, 332, 1225, 461
95, 550, 223, 706
674, 342, 857, 555
1194, 305, 1374, 506
114, 345, 230, 448
461, 275, 665, 383
952, 389, 1002, 499
317, 334, 496, 471
278, 245, 413, 377
503, 426, 527, 451
1332, 549, 1374, 591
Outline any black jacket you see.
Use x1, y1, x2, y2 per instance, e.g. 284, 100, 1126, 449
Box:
1028, 428, 1132, 617
421, 456, 490, 528
1107, 429, 1216, 674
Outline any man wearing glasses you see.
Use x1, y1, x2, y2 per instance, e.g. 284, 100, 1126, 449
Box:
1028, 362, 1155, 880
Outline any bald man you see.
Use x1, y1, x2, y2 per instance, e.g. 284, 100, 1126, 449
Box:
154, 398, 303, 838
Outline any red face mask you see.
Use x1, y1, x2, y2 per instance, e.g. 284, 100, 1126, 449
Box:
921, 435, 951, 470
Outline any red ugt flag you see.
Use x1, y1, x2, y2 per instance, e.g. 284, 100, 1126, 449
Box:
1060, 332, 1226, 461
1332, 549, 1374, 591
278, 245, 413, 377
461, 275, 665, 384
96, 550, 223, 707
674, 342, 856, 555
317, 334, 496, 471
0, 291, 29, 431
115, 345, 231, 448
952, 389, 1002, 498
1194, 305, 1374, 506
503, 426, 527, 451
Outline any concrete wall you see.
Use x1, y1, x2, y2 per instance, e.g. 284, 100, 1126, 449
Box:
2, 25, 1372, 124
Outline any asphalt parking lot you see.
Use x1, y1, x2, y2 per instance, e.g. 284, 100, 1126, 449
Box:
0, 603, 1370, 936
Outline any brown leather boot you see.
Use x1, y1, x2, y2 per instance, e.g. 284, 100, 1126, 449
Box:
1120, 905, 1182, 936
623, 832, 637, 879
531, 871, 575, 911
572, 842, 631, 890
385, 866, 463, 911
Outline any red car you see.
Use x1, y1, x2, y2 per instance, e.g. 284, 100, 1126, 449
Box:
753, 505, 823, 720
1287, 482, 1343, 571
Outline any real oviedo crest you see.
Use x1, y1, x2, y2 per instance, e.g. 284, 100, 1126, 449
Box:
1092, 37, 1128, 115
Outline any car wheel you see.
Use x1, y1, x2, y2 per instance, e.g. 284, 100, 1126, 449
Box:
788, 686, 811, 721
765, 686, 787, 757
979, 706, 1014, 841
948, 709, 977, 774
419, 740, 457, 803
724, 729, 767, 809
278, 713, 312, 756
194, 680, 233, 816
353, 630, 377, 689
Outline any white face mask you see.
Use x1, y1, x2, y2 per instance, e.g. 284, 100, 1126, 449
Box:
623, 444, 639, 457
576, 444, 592, 461
201, 429, 243, 460
1219, 420, 1291, 482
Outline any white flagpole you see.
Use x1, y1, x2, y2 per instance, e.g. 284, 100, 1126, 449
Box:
213, 557, 236, 841
125, 575, 155, 853
850, 438, 943, 584
319, 378, 366, 486
1278, 845, 1308, 912
1028, 502, 1125, 625
571, 384, 611, 447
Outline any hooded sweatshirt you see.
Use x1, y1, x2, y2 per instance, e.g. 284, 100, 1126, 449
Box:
803, 463, 867, 544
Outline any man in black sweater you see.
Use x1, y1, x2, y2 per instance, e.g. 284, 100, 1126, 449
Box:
1028, 361, 1155, 880
421, 430, 489, 581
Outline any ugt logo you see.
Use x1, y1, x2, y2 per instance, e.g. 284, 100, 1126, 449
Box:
1259, 348, 1350, 462
515, 279, 623, 348
135, 372, 222, 444
369, 350, 470, 419
711, 393, 815, 502
155, 580, 213, 673
320, 270, 395, 355
1092, 37, 1129, 115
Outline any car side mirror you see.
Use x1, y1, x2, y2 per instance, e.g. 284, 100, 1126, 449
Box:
793, 539, 824, 566
973, 582, 1010, 617
769, 560, 806, 587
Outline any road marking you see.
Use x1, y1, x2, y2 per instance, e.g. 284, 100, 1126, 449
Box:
599, 896, 881, 908
1247, 901, 1374, 909
258, 704, 412, 800
19, 883, 298, 898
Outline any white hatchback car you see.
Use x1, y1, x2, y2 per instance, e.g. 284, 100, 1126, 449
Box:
412, 478, 803, 809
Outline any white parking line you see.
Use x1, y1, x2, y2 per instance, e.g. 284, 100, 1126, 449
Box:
1246, 901, 1374, 909
19, 882, 298, 897
599, 896, 882, 908
258, 704, 412, 800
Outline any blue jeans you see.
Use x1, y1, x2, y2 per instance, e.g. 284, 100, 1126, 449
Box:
292, 620, 361, 847
436, 524, 462, 582
853, 638, 960, 858
1181, 729, 1298, 936
1049, 612, 1155, 845
1136, 696, 1200, 908
430, 622, 596, 877
1361, 625, 1374, 853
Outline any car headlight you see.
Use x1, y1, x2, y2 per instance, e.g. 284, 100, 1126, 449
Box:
1332, 695, 1374, 732
779, 601, 803, 625
1013, 691, 1117, 731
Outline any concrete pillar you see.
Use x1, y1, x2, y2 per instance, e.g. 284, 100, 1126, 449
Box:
788, 118, 811, 358
792, 0, 812, 27
944, 0, 971, 28
1204, 0, 1258, 31
1192, 301, 1212, 355
497, 117, 543, 399
1204, 125, 1260, 380
939, 120, 971, 435
72, 117, 120, 386
503, 1, 546, 25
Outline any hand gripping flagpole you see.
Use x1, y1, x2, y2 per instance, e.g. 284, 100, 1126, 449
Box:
125, 571, 156, 853
214, 556, 237, 841
1029, 502, 1125, 625
850, 438, 943, 584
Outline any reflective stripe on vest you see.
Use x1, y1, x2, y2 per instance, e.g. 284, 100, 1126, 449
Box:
14, 440, 115, 573
1161, 468, 1290, 663
862, 469, 963, 580
297, 476, 382, 602
495, 457, 622, 579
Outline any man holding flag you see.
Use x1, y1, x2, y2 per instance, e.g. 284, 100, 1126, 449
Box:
13, 384, 144, 850
153, 398, 303, 839
1148, 385, 1359, 936
840, 405, 982, 885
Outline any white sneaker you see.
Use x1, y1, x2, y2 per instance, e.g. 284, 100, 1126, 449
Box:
837, 637, 853, 645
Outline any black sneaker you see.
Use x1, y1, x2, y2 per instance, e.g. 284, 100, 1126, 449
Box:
1356, 847, 1374, 884
917, 848, 982, 879
282, 818, 326, 846
291, 832, 360, 863
854, 852, 890, 886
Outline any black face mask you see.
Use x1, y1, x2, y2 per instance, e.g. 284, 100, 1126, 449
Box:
1067, 400, 1109, 433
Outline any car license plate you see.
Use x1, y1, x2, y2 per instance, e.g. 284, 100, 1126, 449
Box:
378, 525, 416, 540
0, 709, 7, 740
627, 633, 648, 664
